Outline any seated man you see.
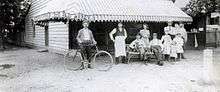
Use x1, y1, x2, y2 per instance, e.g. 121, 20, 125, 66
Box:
129, 34, 146, 60
149, 33, 164, 66
76, 20, 97, 69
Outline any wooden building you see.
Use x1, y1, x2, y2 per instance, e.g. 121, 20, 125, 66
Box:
25, 0, 192, 54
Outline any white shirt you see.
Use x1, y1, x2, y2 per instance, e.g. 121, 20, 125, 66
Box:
140, 29, 150, 38
179, 28, 188, 42
81, 28, 91, 40
129, 39, 146, 49
149, 39, 163, 48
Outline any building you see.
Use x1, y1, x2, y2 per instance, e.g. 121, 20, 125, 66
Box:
25, 0, 192, 54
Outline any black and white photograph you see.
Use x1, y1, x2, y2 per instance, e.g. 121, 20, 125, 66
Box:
0, 0, 220, 91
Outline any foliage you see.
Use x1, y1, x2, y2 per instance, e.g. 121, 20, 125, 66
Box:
0, 0, 31, 48
0, 0, 31, 31
182, 0, 217, 17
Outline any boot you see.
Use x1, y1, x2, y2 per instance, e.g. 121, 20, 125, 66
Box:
122, 56, 128, 64
164, 54, 169, 61
157, 61, 164, 66
177, 53, 181, 61
115, 57, 119, 64
181, 53, 186, 59
167, 55, 170, 62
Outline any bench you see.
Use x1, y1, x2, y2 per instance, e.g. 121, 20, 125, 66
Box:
126, 44, 154, 64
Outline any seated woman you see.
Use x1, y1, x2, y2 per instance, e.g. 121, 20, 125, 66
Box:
129, 34, 146, 60
149, 33, 164, 66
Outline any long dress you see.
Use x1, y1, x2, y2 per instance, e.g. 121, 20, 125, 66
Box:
113, 28, 127, 57
173, 37, 184, 53
161, 35, 172, 55
170, 43, 177, 58
179, 27, 188, 43
139, 29, 150, 47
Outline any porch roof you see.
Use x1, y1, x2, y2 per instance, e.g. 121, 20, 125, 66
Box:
33, 0, 192, 22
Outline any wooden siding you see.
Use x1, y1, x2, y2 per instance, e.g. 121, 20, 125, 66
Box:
25, 0, 50, 47
48, 22, 69, 52
34, 26, 45, 47
25, 0, 70, 54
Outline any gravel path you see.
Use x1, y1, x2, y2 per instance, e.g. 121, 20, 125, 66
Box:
0, 47, 218, 92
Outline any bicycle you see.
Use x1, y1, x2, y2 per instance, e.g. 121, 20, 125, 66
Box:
64, 44, 114, 71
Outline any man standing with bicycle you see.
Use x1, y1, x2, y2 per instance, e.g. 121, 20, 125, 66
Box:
76, 20, 97, 69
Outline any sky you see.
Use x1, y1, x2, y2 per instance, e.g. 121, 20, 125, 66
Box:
174, 0, 190, 8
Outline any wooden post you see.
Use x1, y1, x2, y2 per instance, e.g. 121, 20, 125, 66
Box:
203, 48, 214, 83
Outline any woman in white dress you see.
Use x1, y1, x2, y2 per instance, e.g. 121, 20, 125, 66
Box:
161, 28, 172, 61
173, 33, 184, 61
179, 23, 187, 59
109, 23, 127, 64
139, 24, 150, 47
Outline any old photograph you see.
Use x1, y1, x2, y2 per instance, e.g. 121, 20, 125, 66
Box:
0, 0, 220, 91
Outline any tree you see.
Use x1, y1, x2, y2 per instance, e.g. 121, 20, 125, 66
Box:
0, 0, 31, 49
216, 0, 220, 11
182, 0, 217, 17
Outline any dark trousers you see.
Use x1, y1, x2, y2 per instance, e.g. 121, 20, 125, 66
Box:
80, 45, 96, 63
150, 46, 163, 61
169, 34, 175, 40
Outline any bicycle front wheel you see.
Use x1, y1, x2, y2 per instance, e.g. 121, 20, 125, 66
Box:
92, 51, 114, 71
64, 50, 83, 71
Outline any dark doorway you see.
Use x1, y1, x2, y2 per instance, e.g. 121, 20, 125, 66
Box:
45, 26, 49, 46
68, 21, 167, 51
69, 21, 83, 49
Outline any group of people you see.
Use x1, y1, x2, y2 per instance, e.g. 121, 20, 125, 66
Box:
128, 22, 188, 66
76, 20, 188, 68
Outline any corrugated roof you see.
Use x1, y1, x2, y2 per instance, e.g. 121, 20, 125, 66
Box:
34, 0, 192, 22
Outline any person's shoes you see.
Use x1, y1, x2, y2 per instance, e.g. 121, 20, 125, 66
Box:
144, 61, 148, 65
176, 58, 180, 61
157, 61, 164, 66
180, 54, 186, 59
122, 57, 128, 64
88, 64, 93, 69
115, 58, 119, 65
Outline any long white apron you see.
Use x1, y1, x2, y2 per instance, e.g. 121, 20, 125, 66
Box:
114, 36, 126, 57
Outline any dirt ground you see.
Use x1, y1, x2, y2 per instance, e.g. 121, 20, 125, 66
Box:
0, 47, 219, 92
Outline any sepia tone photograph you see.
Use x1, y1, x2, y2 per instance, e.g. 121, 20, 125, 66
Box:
0, 0, 220, 92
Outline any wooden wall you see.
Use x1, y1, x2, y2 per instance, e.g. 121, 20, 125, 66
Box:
48, 22, 69, 53
25, 0, 50, 47
34, 25, 45, 47
25, 0, 69, 54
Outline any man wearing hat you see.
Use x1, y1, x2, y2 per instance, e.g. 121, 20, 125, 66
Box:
149, 33, 164, 66
76, 20, 97, 68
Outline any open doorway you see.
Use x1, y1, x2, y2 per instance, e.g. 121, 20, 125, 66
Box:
45, 26, 49, 46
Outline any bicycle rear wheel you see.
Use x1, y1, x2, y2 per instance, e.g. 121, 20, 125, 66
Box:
92, 51, 113, 71
64, 50, 83, 71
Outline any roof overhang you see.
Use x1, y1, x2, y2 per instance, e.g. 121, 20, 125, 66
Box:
33, 0, 193, 22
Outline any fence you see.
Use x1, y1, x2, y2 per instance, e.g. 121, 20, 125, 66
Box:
206, 28, 220, 47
